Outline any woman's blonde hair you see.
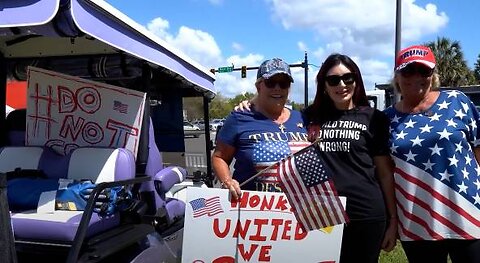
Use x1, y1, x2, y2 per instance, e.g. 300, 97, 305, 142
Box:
391, 71, 440, 93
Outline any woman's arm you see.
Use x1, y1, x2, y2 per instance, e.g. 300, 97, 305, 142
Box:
374, 155, 398, 252
212, 141, 242, 201
473, 147, 480, 165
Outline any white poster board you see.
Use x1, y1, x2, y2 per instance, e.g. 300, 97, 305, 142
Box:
26, 67, 146, 157
182, 187, 344, 263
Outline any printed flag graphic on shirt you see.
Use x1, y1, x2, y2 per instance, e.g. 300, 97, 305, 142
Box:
254, 141, 311, 182
189, 196, 224, 218
278, 144, 348, 230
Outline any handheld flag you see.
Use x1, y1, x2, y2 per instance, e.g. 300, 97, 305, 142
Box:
277, 144, 348, 230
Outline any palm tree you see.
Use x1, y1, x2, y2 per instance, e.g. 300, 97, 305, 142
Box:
425, 37, 472, 87
474, 54, 480, 83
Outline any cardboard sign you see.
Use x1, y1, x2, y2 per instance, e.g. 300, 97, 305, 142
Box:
26, 67, 146, 157
182, 187, 344, 263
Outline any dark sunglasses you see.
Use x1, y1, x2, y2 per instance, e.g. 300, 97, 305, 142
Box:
325, 73, 356, 86
263, 78, 291, 89
399, 63, 434, 78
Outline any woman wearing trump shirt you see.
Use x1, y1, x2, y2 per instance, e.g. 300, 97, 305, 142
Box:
384, 45, 480, 263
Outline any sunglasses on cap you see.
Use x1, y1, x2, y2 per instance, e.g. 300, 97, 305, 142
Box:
399, 63, 434, 78
263, 78, 291, 89
325, 73, 356, 86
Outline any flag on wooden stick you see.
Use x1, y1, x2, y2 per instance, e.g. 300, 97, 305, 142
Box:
277, 144, 348, 230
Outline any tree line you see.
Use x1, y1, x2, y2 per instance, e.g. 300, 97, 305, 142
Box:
185, 36, 480, 120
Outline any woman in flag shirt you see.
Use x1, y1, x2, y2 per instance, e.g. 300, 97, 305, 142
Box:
212, 58, 310, 200
384, 45, 480, 263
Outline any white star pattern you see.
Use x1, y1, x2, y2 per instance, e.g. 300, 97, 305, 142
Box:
454, 109, 466, 119
405, 119, 417, 128
404, 150, 417, 162
439, 170, 453, 182
437, 128, 453, 140
396, 130, 407, 140
457, 181, 468, 194
410, 136, 424, 147
429, 113, 441, 121
446, 119, 457, 128
475, 179, 480, 190
423, 159, 434, 171
390, 144, 398, 154
465, 155, 473, 166
438, 100, 450, 110
474, 194, 480, 205
391, 115, 401, 123
448, 154, 459, 167
447, 90, 459, 98
429, 144, 443, 156
419, 124, 433, 133
462, 167, 469, 179
455, 142, 463, 153
461, 102, 469, 112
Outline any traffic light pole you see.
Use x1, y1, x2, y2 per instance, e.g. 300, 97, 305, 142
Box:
210, 52, 310, 106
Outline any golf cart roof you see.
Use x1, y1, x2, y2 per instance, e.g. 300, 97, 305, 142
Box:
0, 0, 216, 98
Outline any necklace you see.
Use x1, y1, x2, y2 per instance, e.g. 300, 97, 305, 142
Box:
256, 105, 289, 132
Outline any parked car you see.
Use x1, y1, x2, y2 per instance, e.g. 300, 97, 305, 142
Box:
209, 119, 224, 131
192, 120, 205, 130
183, 121, 201, 131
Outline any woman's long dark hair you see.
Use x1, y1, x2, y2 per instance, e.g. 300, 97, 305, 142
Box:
305, 53, 369, 123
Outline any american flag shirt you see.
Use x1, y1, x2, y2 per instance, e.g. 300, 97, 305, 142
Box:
384, 90, 480, 241
217, 109, 310, 192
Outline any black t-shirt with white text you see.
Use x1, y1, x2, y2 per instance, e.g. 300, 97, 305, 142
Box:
310, 106, 390, 221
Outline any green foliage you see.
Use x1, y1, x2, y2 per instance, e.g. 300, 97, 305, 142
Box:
425, 37, 475, 87
474, 54, 480, 83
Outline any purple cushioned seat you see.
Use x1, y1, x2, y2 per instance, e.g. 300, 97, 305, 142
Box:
2, 147, 135, 242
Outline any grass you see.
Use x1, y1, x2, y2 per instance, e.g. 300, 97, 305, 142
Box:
379, 241, 408, 263
379, 241, 452, 263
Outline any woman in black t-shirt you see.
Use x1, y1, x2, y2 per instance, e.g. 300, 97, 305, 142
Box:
304, 54, 397, 263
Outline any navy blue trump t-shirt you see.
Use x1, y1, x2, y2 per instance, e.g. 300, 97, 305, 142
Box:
217, 108, 310, 192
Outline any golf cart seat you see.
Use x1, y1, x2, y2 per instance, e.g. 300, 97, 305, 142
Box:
0, 145, 155, 262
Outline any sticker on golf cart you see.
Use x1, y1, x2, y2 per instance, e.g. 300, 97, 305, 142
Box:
183, 187, 344, 263
25, 67, 146, 157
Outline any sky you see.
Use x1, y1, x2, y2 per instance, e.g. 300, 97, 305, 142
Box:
105, 0, 480, 104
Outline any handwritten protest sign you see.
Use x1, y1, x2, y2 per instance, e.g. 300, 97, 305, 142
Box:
182, 187, 344, 263
26, 67, 146, 157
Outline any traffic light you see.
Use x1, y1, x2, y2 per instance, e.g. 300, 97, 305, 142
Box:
210, 68, 215, 75
241, 66, 247, 78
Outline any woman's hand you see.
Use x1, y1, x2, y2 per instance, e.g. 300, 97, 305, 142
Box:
381, 217, 398, 252
234, 100, 251, 112
222, 178, 242, 201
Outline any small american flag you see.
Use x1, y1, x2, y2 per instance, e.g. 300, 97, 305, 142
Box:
189, 196, 224, 218
113, 100, 128, 114
278, 144, 348, 230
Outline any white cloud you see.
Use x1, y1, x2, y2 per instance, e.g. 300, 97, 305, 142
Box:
266, 0, 448, 99
145, 0, 448, 103
232, 42, 244, 52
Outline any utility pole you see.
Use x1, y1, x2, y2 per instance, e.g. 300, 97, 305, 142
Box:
394, 0, 402, 103
303, 52, 309, 107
